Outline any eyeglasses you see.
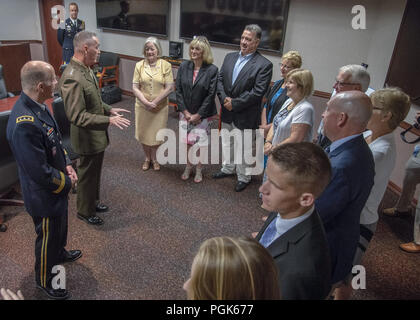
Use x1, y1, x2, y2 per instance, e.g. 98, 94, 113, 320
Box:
334, 80, 356, 87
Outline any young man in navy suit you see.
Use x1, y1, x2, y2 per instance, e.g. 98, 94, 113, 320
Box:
316, 91, 374, 298
214, 24, 273, 192
256, 142, 332, 299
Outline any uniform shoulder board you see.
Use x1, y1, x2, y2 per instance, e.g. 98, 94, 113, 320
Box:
16, 115, 34, 124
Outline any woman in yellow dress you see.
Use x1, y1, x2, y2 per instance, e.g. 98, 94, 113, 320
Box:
132, 37, 174, 171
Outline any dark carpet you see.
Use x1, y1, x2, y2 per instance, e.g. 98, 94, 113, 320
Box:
0, 95, 419, 300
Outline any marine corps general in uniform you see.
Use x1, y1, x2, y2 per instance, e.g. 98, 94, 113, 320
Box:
7, 61, 81, 300
57, 2, 85, 64
59, 31, 130, 226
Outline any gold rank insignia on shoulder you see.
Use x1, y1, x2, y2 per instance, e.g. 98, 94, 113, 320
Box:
16, 116, 34, 123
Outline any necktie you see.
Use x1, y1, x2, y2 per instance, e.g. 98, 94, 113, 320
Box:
259, 216, 278, 248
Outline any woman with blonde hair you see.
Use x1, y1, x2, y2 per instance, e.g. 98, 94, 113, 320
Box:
264, 68, 314, 154
176, 36, 218, 182
132, 37, 174, 171
183, 236, 281, 300
258, 69, 314, 200
260, 50, 302, 138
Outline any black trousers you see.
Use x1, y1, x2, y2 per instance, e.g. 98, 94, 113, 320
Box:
32, 212, 68, 288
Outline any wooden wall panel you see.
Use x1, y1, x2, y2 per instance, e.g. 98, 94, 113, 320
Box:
0, 43, 31, 93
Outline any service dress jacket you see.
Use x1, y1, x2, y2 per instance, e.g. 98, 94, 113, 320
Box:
6, 92, 72, 217
59, 58, 112, 156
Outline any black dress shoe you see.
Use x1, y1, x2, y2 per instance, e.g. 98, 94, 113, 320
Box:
95, 203, 109, 212
77, 213, 104, 225
36, 285, 71, 300
212, 171, 235, 179
61, 250, 82, 263
0, 224, 7, 232
235, 181, 250, 192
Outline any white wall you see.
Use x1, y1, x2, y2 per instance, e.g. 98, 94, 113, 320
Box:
0, 0, 42, 40
284, 0, 406, 92
65, 0, 406, 93
0, 0, 407, 92
365, 0, 407, 90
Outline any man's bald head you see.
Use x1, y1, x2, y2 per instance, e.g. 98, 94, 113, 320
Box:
323, 90, 372, 141
21, 61, 55, 92
331, 91, 372, 128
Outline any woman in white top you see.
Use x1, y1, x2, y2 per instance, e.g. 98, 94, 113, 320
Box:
264, 69, 315, 159
335, 87, 411, 300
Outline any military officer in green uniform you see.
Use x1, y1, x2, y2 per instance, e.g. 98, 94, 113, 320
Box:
59, 31, 130, 226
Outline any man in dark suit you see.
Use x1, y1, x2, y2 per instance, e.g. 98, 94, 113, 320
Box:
213, 24, 273, 192
256, 142, 332, 300
59, 31, 130, 226
112, 1, 131, 30
7, 61, 81, 300
57, 2, 85, 64
315, 91, 374, 296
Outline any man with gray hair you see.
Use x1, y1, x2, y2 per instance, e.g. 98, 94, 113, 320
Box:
334, 64, 371, 94
59, 31, 130, 226
316, 64, 373, 149
214, 24, 273, 192
315, 91, 375, 294
7, 61, 81, 299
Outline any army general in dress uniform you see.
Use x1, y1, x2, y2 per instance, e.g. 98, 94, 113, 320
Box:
59, 31, 130, 226
7, 61, 82, 300
57, 2, 85, 64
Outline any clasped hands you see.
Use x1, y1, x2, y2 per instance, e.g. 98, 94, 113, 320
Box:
223, 97, 233, 111
183, 111, 201, 125
264, 141, 273, 155
109, 108, 131, 130
66, 165, 78, 189
143, 100, 161, 113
